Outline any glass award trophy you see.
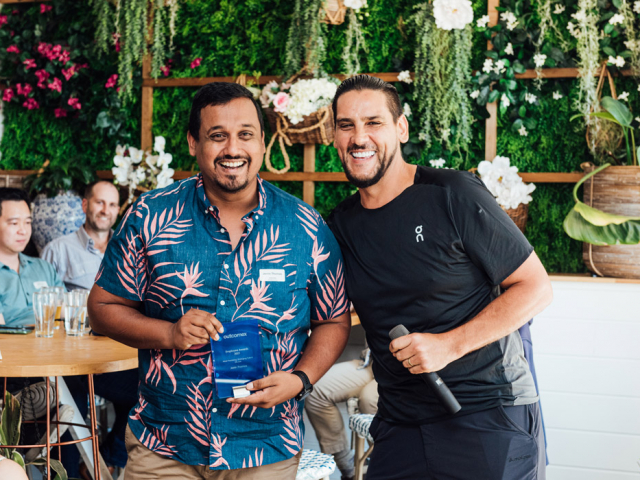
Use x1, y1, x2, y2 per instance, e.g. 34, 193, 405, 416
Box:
210, 319, 264, 399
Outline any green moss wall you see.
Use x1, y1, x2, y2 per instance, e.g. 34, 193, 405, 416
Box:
2, 0, 614, 273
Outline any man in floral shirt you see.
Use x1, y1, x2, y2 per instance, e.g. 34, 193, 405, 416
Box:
88, 82, 351, 479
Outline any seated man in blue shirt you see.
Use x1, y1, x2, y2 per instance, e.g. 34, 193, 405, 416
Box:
42, 180, 120, 291
0, 188, 64, 327
41, 180, 137, 478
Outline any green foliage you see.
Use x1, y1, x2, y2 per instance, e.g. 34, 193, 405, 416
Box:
23, 158, 96, 198
412, 4, 474, 155
284, 0, 325, 76
0, 391, 23, 467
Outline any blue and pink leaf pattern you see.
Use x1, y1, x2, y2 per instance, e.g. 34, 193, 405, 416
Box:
96, 174, 348, 470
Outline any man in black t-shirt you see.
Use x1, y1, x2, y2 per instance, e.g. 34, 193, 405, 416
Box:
327, 75, 553, 479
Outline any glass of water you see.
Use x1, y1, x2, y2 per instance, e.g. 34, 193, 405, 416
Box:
64, 290, 89, 336
33, 291, 57, 338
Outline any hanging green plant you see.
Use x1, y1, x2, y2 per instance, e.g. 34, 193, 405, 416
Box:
284, 0, 327, 77
411, 1, 474, 154
89, 0, 179, 101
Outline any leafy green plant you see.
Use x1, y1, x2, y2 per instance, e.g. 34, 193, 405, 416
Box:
23, 159, 97, 198
284, 0, 327, 76
0, 391, 24, 468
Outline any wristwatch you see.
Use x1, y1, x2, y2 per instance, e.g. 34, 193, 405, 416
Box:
291, 370, 313, 401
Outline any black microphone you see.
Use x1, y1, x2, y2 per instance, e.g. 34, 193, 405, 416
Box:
389, 324, 461, 415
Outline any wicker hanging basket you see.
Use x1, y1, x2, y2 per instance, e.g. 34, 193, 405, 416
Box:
586, 63, 624, 158
264, 105, 335, 174
581, 162, 640, 279
320, 0, 347, 25
502, 203, 529, 234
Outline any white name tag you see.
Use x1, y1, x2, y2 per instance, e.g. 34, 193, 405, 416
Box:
33, 281, 48, 290
259, 269, 285, 282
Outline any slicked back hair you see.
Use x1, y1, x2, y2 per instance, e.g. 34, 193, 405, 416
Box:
188, 82, 264, 141
332, 74, 403, 125
0, 188, 30, 217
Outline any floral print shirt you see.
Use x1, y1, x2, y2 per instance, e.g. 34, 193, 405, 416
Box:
96, 174, 348, 470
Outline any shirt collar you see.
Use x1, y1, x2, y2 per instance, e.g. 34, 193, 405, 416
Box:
0, 253, 31, 271
76, 225, 113, 251
195, 173, 269, 224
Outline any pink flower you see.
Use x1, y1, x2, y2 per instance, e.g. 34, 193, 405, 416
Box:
48, 77, 62, 92
23, 58, 37, 70
160, 65, 171, 76
23, 98, 39, 110
40, 4, 52, 13
54, 108, 67, 118
57, 50, 70, 64
272, 92, 290, 113
11, 10, 18, 15
61, 66, 76, 81
105, 74, 118, 88
16, 83, 32, 96
37, 42, 51, 57
6, 45, 20, 54
35, 69, 50, 88
2, 88, 14, 102
68, 97, 81, 110
0, 15, 8, 27
190, 57, 202, 69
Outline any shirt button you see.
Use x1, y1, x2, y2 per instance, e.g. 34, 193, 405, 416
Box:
212, 408, 217, 413
220, 300, 225, 306
220, 228, 226, 233
209, 206, 214, 211
223, 264, 229, 269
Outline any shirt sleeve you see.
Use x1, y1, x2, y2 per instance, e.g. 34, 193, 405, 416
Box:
448, 172, 534, 286
41, 242, 65, 282
307, 218, 350, 321
95, 200, 149, 302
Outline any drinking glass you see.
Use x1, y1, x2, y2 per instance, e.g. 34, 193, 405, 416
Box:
33, 291, 57, 338
64, 290, 89, 336
51, 286, 66, 321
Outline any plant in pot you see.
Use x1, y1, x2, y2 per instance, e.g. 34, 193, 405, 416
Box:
564, 96, 640, 278
23, 159, 96, 253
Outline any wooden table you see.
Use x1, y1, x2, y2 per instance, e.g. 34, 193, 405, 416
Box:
0, 328, 137, 480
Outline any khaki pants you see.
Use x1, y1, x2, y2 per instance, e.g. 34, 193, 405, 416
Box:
304, 359, 378, 454
124, 425, 301, 479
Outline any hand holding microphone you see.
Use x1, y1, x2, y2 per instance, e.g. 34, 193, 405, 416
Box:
389, 324, 461, 415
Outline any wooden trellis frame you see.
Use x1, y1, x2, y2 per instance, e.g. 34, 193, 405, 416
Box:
2, 0, 633, 207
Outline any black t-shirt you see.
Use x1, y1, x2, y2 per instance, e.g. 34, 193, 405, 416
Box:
328, 166, 538, 424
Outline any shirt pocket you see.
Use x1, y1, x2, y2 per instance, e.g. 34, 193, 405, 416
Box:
66, 261, 93, 283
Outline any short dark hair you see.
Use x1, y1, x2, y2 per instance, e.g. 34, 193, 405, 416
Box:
188, 82, 264, 141
83, 180, 119, 200
332, 74, 403, 125
0, 188, 30, 217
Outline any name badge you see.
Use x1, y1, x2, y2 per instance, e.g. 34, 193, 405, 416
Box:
33, 281, 48, 290
259, 269, 285, 282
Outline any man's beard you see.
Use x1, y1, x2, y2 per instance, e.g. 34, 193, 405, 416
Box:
212, 155, 252, 193
86, 214, 114, 233
341, 145, 396, 189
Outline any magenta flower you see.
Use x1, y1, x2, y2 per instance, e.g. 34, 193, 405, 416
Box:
40, 4, 53, 13
23, 98, 39, 110
16, 83, 33, 96
61, 66, 75, 81
68, 97, 81, 110
105, 74, 118, 88
37, 42, 51, 57
190, 57, 202, 69
2, 88, 14, 102
35, 69, 50, 88
6, 45, 20, 54
48, 77, 62, 93
160, 65, 171, 77
0, 15, 8, 27
57, 50, 70, 64
23, 58, 37, 70
54, 108, 67, 118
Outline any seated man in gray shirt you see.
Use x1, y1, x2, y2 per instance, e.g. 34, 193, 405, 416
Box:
42, 180, 119, 290
42, 180, 136, 478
